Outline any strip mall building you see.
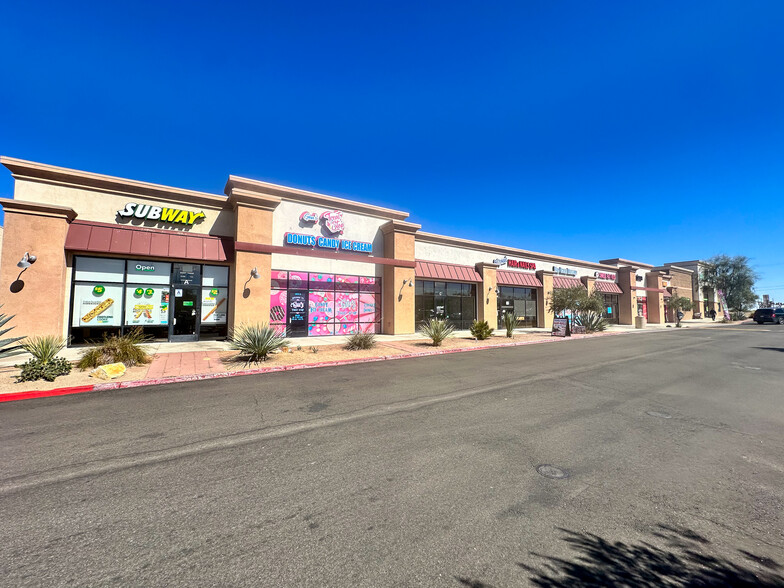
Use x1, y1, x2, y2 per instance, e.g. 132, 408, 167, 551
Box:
0, 158, 722, 344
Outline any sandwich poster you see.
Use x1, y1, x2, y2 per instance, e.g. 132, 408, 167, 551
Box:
72, 283, 123, 327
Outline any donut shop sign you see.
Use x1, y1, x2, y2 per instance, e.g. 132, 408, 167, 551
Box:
286, 209, 373, 254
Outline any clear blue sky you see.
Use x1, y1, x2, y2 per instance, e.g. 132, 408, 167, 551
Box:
2, 1, 783, 301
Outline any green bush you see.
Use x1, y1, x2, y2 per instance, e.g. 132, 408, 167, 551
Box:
503, 312, 516, 338
22, 335, 68, 363
17, 357, 72, 382
419, 318, 455, 347
77, 328, 152, 370
0, 306, 25, 360
229, 323, 289, 364
344, 332, 376, 350
575, 311, 608, 333
469, 320, 494, 340
730, 310, 747, 321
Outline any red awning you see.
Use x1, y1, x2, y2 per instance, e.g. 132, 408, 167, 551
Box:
594, 281, 623, 294
553, 276, 585, 289
663, 290, 672, 298
65, 221, 233, 262
496, 270, 543, 288
415, 260, 482, 282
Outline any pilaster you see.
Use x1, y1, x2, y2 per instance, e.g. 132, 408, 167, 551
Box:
380, 220, 420, 335
536, 270, 554, 329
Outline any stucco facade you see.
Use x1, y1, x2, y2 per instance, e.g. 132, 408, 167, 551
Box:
0, 157, 709, 343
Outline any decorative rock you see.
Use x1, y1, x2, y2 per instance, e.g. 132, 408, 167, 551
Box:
89, 362, 126, 380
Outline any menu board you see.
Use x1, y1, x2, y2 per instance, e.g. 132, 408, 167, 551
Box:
201, 287, 228, 324
125, 285, 170, 326
552, 317, 568, 337
72, 283, 124, 327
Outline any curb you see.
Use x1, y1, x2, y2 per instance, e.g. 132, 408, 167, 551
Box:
0, 331, 625, 404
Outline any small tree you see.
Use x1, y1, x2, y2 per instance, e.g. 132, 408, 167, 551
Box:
669, 296, 693, 327
702, 255, 758, 312
548, 286, 605, 326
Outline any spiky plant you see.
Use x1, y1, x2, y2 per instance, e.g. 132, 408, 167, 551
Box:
77, 328, 152, 370
344, 332, 376, 350
575, 311, 608, 333
503, 312, 516, 338
0, 306, 25, 359
469, 320, 494, 340
22, 335, 68, 364
229, 323, 289, 364
419, 318, 455, 347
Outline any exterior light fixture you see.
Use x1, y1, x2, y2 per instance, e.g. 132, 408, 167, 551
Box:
17, 252, 37, 269
409, 280, 413, 287
250, 267, 260, 279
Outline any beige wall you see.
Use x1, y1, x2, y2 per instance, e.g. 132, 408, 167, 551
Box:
537, 271, 554, 329
0, 207, 72, 337
382, 223, 417, 335
476, 263, 497, 325
617, 267, 636, 325
13, 179, 234, 237
667, 269, 694, 321
645, 272, 664, 324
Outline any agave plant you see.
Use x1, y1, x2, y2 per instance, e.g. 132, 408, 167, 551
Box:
419, 318, 455, 347
0, 306, 25, 359
229, 323, 289, 364
344, 332, 376, 350
575, 311, 608, 333
22, 335, 68, 364
469, 320, 494, 340
503, 312, 516, 338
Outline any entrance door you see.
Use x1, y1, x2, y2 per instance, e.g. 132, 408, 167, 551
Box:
287, 289, 308, 337
170, 286, 200, 341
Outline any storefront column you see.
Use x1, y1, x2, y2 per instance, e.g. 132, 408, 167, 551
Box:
536, 270, 554, 329
0, 200, 76, 337
580, 275, 596, 293
617, 266, 636, 325
380, 220, 420, 335
646, 272, 665, 324
475, 262, 497, 324
225, 188, 281, 329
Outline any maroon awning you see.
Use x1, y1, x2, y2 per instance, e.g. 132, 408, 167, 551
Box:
497, 270, 543, 288
415, 260, 482, 282
553, 276, 585, 289
594, 281, 623, 294
65, 221, 233, 262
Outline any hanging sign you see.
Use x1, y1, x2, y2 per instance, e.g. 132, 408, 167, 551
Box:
117, 203, 205, 226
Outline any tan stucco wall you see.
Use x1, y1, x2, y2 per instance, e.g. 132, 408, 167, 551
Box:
617, 267, 636, 325
645, 273, 664, 324
14, 179, 234, 237
0, 210, 70, 337
537, 271, 554, 329
382, 228, 416, 335
667, 269, 694, 321
476, 263, 497, 325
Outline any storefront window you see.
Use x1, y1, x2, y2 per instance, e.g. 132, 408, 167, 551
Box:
496, 287, 538, 328
270, 270, 381, 337
602, 294, 619, 324
69, 256, 230, 344
415, 280, 477, 330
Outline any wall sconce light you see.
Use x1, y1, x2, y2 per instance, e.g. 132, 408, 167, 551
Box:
243, 266, 261, 292
17, 252, 37, 269
495, 287, 500, 295
250, 267, 260, 279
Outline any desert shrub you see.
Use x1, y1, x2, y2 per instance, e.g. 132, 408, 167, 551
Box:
17, 357, 72, 382
503, 312, 516, 338
22, 335, 68, 363
419, 318, 455, 347
77, 328, 152, 370
0, 306, 25, 359
469, 320, 494, 340
730, 310, 748, 321
575, 311, 608, 333
229, 323, 289, 364
344, 332, 376, 350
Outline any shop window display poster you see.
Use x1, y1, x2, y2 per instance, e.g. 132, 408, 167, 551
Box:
308, 291, 335, 323
271, 270, 288, 289
309, 273, 334, 289
359, 294, 379, 322
359, 276, 380, 292
359, 323, 380, 334
125, 285, 170, 326
335, 322, 359, 336
287, 271, 308, 290
336, 275, 359, 291
270, 290, 287, 324
308, 323, 335, 336
73, 283, 124, 327
335, 292, 358, 323
201, 287, 228, 324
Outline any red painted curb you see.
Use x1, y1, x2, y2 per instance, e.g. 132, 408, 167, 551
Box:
0, 385, 95, 404
1, 330, 627, 402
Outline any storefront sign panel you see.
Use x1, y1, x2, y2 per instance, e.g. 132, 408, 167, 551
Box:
594, 272, 616, 280
285, 232, 373, 254
117, 203, 205, 226
126, 261, 171, 284
552, 317, 568, 337
508, 260, 536, 270
72, 283, 123, 327
553, 266, 577, 276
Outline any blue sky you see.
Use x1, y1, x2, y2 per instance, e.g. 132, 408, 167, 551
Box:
2, 1, 783, 301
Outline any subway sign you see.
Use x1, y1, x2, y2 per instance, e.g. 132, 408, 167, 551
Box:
117, 203, 206, 226
285, 232, 373, 254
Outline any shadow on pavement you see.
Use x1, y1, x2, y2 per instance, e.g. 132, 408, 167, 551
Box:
456, 524, 784, 587
752, 347, 784, 353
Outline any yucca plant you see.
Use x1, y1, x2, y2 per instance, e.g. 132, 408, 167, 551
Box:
0, 306, 25, 359
575, 311, 608, 333
419, 318, 455, 347
503, 312, 516, 338
229, 323, 289, 364
344, 332, 376, 350
77, 328, 152, 370
22, 335, 68, 363
469, 320, 494, 340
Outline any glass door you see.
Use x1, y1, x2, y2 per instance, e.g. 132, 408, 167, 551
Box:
170, 286, 201, 341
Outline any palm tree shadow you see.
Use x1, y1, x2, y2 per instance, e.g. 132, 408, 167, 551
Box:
457, 524, 784, 587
